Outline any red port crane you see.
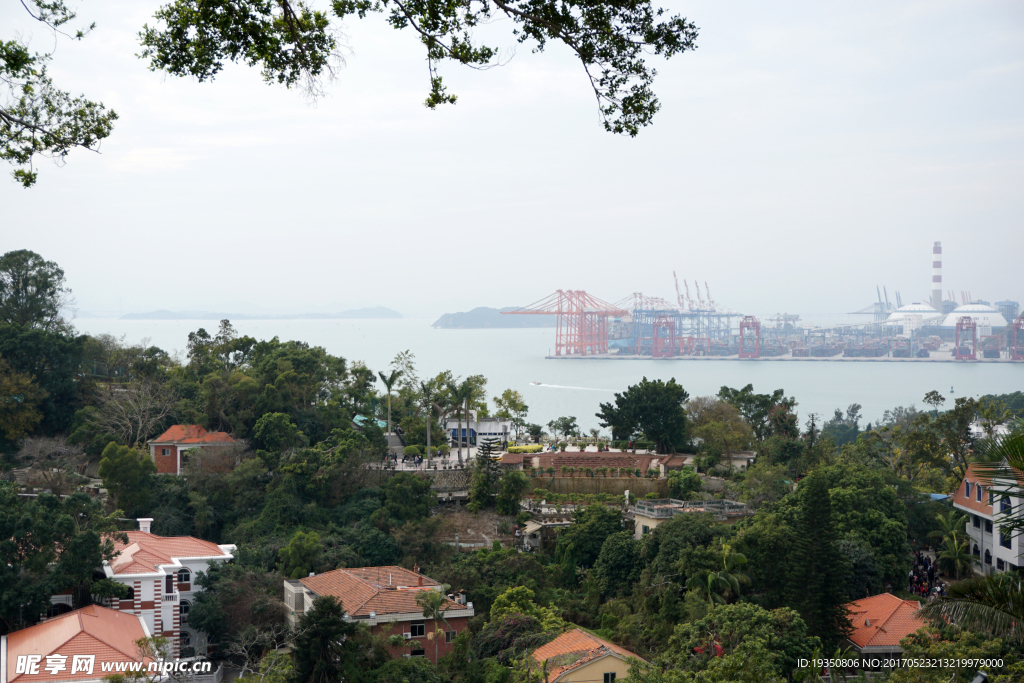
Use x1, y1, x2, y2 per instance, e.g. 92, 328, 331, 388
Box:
503, 290, 628, 356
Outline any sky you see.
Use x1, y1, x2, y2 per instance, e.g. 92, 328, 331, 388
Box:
2, 0, 1023, 321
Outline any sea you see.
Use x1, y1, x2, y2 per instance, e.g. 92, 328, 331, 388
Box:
76, 318, 1024, 433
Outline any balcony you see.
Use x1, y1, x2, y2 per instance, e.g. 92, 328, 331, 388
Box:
162, 592, 179, 602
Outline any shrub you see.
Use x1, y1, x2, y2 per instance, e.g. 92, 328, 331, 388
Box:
646, 468, 659, 478
584, 467, 594, 477
634, 468, 642, 477
560, 466, 569, 476
508, 445, 544, 454
557, 442, 568, 451
546, 467, 556, 477
576, 442, 587, 449
612, 440, 628, 450
403, 445, 421, 457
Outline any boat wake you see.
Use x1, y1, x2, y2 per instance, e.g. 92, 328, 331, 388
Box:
531, 383, 615, 392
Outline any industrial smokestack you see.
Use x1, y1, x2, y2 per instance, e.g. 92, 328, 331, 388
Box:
931, 241, 942, 311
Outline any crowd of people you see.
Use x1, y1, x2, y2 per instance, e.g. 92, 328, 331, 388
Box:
909, 550, 948, 600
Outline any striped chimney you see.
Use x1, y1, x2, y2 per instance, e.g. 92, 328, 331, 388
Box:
931, 241, 942, 311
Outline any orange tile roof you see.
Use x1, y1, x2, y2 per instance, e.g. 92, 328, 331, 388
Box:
6, 606, 151, 683
151, 425, 235, 445
845, 593, 927, 650
300, 566, 459, 617
109, 531, 230, 574
531, 629, 645, 681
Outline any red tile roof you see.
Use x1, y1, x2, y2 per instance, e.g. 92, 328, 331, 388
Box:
109, 531, 231, 574
845, 593, 927, 650
300, 566, 460, 617
531, 629, 645, 681
151, 425, 235, 445
5, 606, 151, 683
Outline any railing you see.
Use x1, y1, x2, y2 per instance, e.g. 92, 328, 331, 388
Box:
633, 499, 751, 521
162, 593, 178, 602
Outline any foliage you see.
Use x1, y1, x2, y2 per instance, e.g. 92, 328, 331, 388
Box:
592, 531, 642, 596
278, 530, 323, 579
291, 596, 369, 683
546, 416, 579, 439
0, 357, 48, 442
597, 377, 689, 453
918, 573, 1024, 643
716, 384, 794, 446
188, 560, 287, 646
138, 0, 699, 137
496, 471, 528, 516
784, 471, 851, 651
554, 504, 622, 575
98, 442, 157, 514
507, 445, 543, 453
888, 627, 1014, 683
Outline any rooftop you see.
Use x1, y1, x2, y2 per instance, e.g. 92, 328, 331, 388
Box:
531, 629, 645, 681
109, 530, 232, 574
5, 605, 151, 683
150, 424, 236, 445
846, 593, 927, 650
299, 565, 461, 617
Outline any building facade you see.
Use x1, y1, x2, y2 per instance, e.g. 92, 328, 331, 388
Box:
284, 566, 474, 664
49, 519, 235, 657
953, 462, 1022, 574
530, 628, 645, 682
444, 411, 511, 448
148, 425, 237, 475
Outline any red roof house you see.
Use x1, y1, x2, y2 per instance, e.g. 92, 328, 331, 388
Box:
2, 606, 151, 683
530, 629, 645, 682
284, 566, 474, 664
844, 593, 928, 655
148, 425, 236, 475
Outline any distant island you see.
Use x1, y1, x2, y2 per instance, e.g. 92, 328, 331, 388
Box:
432, 307, 556, 329
121, 306, 402, 320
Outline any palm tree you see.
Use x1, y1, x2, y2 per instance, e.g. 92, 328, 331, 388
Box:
937, 535, 973, 580
447, 379, 479, 466
715, 547, 750, 602
918, 573, 1024, 643
378, 369, 404, 435
415, 584, 453, 663
420, 380, 436, 463
973, 428, 1024, 535
686, 570, 727, 606
928, 509, 967, 548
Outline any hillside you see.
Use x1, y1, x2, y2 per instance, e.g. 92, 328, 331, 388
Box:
432, 307, 556, 329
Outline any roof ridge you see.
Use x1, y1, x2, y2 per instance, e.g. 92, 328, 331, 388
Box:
79, 617, 142, 659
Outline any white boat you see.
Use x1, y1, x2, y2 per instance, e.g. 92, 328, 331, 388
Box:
530, 381, 542, 385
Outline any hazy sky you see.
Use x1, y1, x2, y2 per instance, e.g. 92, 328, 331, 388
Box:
3, 0, 1022, 320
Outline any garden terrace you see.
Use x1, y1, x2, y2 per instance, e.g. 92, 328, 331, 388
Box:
633, 498, 751, 522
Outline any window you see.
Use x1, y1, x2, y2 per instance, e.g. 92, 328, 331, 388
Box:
998, 558, 1005, 571
977, 485, 983, 502
604, 674, 617, 683
180, 632, 191, 648
965, 481, 973, 498
161, 448, 170, 456
445, 630, 457, 643
1001, 497, 1011, 514
973, 515, 981, 528
990, 490, 995, 506
985, 550, 992, 565
177, 568, 191, 585
973, 544, 980, 557
985, 520, 993, 534
410, 622, 425, 637
180, 600, 191, 622
1001, 532, 1012, 549
642, 525, 650, 535
166, 574, 174, 594
410, 649, 425, 658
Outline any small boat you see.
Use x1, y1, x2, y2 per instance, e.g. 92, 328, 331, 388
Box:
530, 381, 542, 385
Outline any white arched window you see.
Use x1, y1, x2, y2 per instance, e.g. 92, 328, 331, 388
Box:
180, 599, 191, 622
177, 568, 191, 584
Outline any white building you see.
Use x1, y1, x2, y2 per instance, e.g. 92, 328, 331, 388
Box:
49, 518, 235, 657
444, 410, 511, 447
953, 462, 1022, 574
940, 303, 1009, 330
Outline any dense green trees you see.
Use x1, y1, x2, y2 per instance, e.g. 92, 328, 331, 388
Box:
597, 377, 689, 453
97, 442, 158, 514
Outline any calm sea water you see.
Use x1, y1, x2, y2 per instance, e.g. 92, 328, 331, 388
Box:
76, 318, 1024, 432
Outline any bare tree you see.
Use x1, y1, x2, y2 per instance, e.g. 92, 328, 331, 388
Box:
17, 436, 88, 496
87, 380, 177, 448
